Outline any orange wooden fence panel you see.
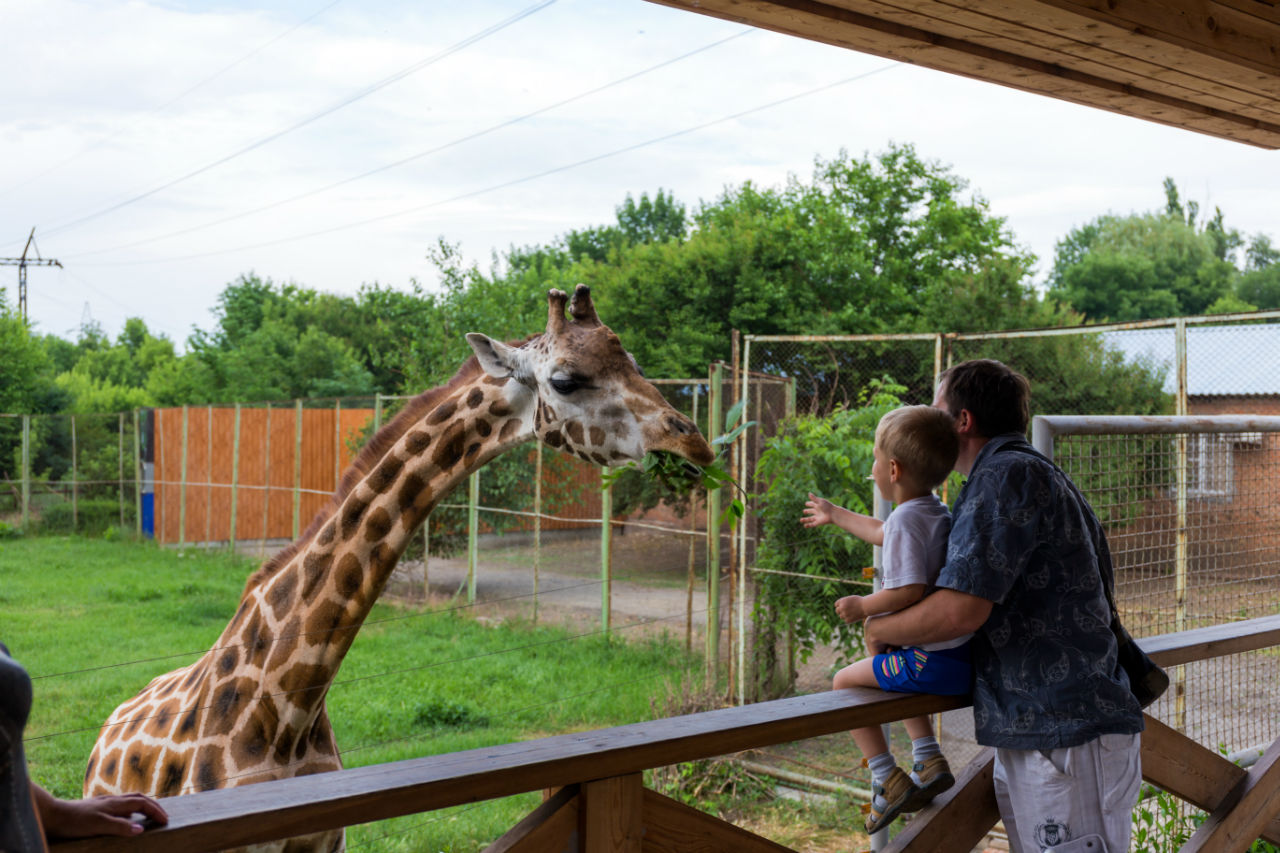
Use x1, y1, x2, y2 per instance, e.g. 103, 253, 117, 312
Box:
154, 406, 374, 545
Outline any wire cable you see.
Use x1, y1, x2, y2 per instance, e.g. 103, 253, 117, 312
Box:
63, 29, 752, 260
36, 0, 558, 241
77, 63, 898, 268
0, 0, 345, 204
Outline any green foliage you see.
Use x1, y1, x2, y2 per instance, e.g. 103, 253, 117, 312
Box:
1049, 212, 1236, 321
751, 380, 904, 689
1045, 178, 1273, 322
588, 145, 1035, 379
0, 291, 55, 479
38, 497, 135, 536
1131, 787, 1197, 851
603, 396, 750, 527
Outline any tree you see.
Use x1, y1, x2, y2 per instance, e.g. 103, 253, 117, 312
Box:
0, 290, 56, 481
1048, 180, 1244, 321
1235, 234, 1280, 310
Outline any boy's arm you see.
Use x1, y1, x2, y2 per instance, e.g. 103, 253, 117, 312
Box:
801, 493, 884, 546
835, 583, 924, 624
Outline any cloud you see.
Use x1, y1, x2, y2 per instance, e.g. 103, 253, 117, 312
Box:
1, 0, 1275, 348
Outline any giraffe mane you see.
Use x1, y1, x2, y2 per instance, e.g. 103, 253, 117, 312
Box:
240, 338, 536, 595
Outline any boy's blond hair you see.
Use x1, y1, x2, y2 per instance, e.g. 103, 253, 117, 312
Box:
875, 405, 959, 490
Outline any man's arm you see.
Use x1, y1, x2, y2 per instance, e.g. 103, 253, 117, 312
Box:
864, 588, 992, 649
31, 783, 168, 840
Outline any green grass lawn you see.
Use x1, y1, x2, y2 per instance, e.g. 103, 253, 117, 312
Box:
3, 536, 697, 852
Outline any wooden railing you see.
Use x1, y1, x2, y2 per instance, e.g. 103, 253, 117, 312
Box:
53, 614, 1280, 853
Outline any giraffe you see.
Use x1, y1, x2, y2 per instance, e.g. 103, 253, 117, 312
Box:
83, 286, 714, 851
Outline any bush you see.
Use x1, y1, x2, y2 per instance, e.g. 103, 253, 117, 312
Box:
38, 498, 135, 536
749, 378, 904, 698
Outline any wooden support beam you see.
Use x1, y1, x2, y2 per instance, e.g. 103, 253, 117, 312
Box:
644, 0, 1280, 147
884, 749, 999, 853
583, 775, 643, 853
1140, 714, 1280, 845
1042, 0, 1280, 77
1179, 734, 1280, 852
484, 785, 580, 853
641, 789, 795, 852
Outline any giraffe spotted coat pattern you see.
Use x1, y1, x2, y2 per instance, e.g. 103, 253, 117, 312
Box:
83, 287, 714, 852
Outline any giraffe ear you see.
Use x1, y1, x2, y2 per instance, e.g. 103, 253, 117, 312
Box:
466, 333, 522, 378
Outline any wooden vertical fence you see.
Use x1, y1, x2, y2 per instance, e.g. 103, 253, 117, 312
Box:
153, 405, 375, 545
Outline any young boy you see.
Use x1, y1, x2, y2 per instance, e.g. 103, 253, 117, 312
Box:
800, 404, 969, 834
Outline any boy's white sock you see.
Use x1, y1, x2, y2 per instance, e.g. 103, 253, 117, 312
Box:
867, 751, 897, 787
911, 735, 941, 764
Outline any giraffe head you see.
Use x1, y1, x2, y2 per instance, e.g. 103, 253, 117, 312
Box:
466, 285, 715, 468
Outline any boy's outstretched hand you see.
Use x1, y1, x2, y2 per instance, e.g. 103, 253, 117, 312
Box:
800, 493, 833, 528
835, 594, 867, 624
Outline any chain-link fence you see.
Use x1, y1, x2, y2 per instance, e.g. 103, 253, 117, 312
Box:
733, 313, 1280, 820
0, 378, 730, 680
5, 313, 1280, 717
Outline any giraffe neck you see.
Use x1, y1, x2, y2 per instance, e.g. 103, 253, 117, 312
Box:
224, 369, 533, 735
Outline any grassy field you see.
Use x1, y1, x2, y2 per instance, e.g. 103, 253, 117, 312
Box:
3, 536, 702, 852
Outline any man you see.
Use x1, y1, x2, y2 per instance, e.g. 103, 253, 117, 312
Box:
2, 644, 167, 851
865, 359, 1143, 853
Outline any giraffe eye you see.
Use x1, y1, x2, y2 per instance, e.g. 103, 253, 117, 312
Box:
550, 376, 580, 395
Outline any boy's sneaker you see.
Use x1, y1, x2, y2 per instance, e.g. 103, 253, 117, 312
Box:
862, 766, 919, 833
903, 755, 955, 811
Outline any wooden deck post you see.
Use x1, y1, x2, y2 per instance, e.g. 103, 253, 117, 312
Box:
582, 774, 642, 853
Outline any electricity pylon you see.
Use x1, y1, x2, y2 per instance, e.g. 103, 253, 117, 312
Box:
1, 228, 62, 321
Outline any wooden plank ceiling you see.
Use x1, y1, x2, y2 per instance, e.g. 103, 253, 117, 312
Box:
646, 0, 1280, 149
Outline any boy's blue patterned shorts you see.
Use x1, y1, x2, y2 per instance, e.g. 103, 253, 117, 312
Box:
873, 643, 971, 696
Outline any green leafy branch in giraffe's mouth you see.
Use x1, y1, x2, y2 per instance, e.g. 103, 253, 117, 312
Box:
602, 399, 754, 528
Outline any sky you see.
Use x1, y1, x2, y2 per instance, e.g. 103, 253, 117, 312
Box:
2, 0, 1277, 350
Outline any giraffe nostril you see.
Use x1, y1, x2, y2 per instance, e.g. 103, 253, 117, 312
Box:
669, 416, 695, 435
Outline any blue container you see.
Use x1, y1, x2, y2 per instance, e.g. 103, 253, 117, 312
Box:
141, 493, 154, 538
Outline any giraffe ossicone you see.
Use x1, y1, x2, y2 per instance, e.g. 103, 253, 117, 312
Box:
82, 285, 713, 853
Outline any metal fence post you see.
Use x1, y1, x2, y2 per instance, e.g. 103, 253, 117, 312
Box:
205, 405, 213, 544
687, 388, 699, 654
179, 406, 189, 547
737, 337, 752, 706
467, 471, 480, 604
20, 415, 30, 529
71, 414, 79, 533
133, 410, 141, 539
601, 469, 613, 635
118, 412, 125, 529
293, 400, 302, 541
262, 403, 271, 557
706, 362, 723, 687
534, 442, 542, 625
230, 403, 241, 551
1174, 319, 1189, 731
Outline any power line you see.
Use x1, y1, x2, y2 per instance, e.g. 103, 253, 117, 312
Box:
77, 64, 898, 268
0, 0, 345, 202
36, 0, 557, 241
64, 29, 753, 260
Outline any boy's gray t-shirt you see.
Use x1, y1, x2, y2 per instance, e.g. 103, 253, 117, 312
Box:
880, 495, 968, 652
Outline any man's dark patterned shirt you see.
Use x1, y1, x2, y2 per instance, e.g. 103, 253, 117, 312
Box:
937, 433, 1143, 749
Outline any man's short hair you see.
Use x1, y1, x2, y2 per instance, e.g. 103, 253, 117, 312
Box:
875, 405, 959, 489
937, 359, 1031, 437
